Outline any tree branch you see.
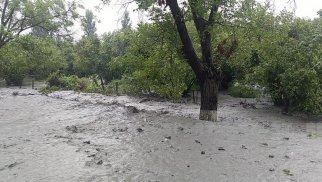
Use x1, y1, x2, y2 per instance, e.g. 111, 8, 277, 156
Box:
4, 3, 18, 26
189, 0, 206, 34
1, 0, 9, 25
0, 0, 77, 47
165, 0, 204, 81
208, 3, 219, 26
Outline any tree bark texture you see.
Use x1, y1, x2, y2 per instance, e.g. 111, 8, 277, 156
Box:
199, 77, 219, 121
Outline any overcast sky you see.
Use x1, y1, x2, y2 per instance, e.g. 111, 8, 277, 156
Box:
73, 0, 322, 38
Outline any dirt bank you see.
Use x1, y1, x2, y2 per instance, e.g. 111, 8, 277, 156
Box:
0, 88, 322, 182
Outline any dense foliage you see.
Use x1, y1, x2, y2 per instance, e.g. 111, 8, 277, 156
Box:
0, 36, 65, 85
237, 8, 322, 114
0, 0, 78, 47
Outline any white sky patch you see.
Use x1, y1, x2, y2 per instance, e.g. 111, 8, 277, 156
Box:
72, 0, 142, 39
281, 0, 321, 18
258, 0, 322, 18
72, 0, 322, 39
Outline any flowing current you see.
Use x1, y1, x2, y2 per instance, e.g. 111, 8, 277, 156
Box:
1, 88, 322, 182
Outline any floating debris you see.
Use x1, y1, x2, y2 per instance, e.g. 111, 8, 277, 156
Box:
83, 141, 90, 144
137, 128, 144, 133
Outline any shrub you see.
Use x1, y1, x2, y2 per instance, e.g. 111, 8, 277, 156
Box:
228, 82, 259, 98
280, 68, 322, 115
84, 81, 102, 93
39, 86, 60, 95
78, 78, 90, 91
60, 75, 80, 90
46, 73, 91, 92
47, 71, 63, 87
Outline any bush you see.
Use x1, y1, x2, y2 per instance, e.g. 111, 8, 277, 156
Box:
60, 75, 80, 90
102, 77, 139, 96
78, 78, 90, 91
46, 73, 91, 92
251, 46, 322, 115
40, 86, 60, 95
280, 68, 322, 115
228, 82, 259, 98
84, 81, 102, 93
115, 67, 187, 100
47, 72, 63, 87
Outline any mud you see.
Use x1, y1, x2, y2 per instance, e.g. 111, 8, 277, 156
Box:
0, 88, 322, 182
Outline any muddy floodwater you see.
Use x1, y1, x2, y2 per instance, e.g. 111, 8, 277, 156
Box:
0, 88, 322, 182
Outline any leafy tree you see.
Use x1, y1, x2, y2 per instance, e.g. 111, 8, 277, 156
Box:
121, 10, 132, 30
268, 17, 322, 115
56, 40, 78, 75
234, 5, 322, 115
81, 10, 97, 37
75, 36, 100, 77
74, 34, 112, 89
111, 22, 193, 99
97, 0, 321, 116
98, 18, 135, 83
113, 0, 240, 121
0, 0, 78, 48
0, 36, 65, 85
0, 40, 28, 85
19, 36, 65, 78
77, 9, 110, 89
100, 31, 128, 82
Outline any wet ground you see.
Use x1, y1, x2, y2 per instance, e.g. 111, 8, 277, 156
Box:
0, 88, 322, 182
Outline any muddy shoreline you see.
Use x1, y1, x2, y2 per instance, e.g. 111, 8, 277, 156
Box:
0, 88, 322, 182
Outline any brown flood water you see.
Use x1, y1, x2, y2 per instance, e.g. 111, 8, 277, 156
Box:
0, 88, 322, 182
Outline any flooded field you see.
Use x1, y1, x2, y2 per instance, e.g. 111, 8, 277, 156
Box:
0, 88, 322, 182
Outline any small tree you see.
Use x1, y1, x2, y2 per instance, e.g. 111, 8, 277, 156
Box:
121, 10, 132, 30
78, 10, 109, 89
81, 10, 97, 37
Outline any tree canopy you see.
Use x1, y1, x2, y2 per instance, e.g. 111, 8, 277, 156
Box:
0, 0, 78, 47
81, 10, 97, 37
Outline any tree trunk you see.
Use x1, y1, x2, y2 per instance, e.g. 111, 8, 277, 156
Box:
99, 76, 105, 91
166, 0, 221, 121
199, 77, 219, 122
